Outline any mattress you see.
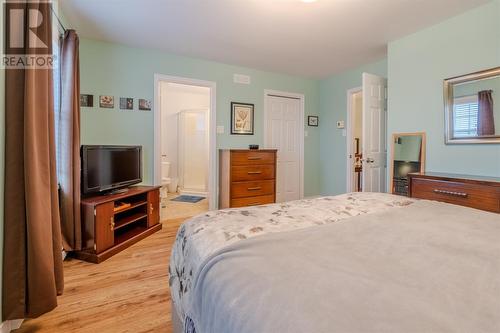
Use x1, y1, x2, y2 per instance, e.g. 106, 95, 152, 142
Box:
169, 192, 500, 332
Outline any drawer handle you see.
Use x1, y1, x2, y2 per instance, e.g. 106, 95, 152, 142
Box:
247, 186, 262, 191
150, 203, 153, 214
247, 171, 262, 175
110, 217, 115, 231
247, 157, 262, 160
433, 189, 468, 198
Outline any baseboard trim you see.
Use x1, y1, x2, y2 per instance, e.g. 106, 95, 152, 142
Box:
0, 319, 23, 333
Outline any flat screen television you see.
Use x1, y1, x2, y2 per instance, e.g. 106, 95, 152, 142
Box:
81, 145, 142, 195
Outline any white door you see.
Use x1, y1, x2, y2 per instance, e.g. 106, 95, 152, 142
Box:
265, 94, 302, 202
362, 73, 387, 192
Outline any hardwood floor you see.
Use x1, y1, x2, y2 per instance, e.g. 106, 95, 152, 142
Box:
15, 217, 186, 333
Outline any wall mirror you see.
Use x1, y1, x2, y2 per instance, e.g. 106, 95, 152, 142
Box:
390, 132, 426, 196
444, 66, 500, 144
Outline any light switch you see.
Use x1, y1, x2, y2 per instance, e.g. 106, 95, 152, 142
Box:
342, 129, 347, 137
336, 121, 345, 129
217, 126, 224, 134
304, 131, 308, 137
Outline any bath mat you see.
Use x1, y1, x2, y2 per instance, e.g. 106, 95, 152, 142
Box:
171, 195, 205, 203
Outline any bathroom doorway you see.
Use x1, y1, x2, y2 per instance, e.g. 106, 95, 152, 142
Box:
153, 75, 216, 220
346, 87, 363, 192
345, 73, 388, 193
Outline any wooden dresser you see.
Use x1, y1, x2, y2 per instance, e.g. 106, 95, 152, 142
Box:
219, 149, 277, 208
408, 172, 500, 213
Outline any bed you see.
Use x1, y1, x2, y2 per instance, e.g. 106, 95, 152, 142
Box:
169, 189, 500, 333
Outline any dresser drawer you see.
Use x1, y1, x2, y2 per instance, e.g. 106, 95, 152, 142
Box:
231, 165, 275, 182
231, 151, 275, 166
231, 180, 275, 199
231, 195, 275, 208
411, 178, 500, 213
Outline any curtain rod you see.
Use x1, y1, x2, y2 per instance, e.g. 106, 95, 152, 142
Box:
50, 5, 67, 34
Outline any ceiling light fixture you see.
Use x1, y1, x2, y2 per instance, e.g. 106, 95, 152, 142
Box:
301, 0, 318, 3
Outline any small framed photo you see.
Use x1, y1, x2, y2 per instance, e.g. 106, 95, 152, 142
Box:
120, 97, 134, 110
80, 94, 93, 107
308, 116, 319, 127
99, 95, 114, 109
231, 102, 254, 135
139, 99, 152, 111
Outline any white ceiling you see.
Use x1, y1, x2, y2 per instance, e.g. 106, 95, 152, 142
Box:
60, 0, 490, 78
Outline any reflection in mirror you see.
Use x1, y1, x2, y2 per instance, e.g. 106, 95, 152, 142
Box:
445, 67, 500, 144
390, 133, 426, 196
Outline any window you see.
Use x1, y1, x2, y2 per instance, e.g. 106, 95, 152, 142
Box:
52, 8, 63, 184
453, 95, 478, 138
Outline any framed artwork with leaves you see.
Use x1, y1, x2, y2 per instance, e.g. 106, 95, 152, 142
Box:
231, 102, 254, 135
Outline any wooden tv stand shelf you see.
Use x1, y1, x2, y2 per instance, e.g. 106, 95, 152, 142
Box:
74, 186, 162, 263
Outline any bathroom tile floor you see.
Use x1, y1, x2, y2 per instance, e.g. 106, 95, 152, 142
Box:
161, 192, 209, 221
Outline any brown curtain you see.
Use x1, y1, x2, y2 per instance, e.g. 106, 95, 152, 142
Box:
3, 1, 64, 320
59, 30, 82, 251
477, 90, 495, 136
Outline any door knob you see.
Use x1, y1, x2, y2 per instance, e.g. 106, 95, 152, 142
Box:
363, 158, 375, 163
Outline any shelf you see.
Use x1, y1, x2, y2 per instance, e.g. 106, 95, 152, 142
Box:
114, 225, 149, 245
114, 201, 147, 214
114, 212, 147, 231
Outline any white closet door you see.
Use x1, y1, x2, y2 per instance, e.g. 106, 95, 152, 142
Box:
265, 95, 301, 202
362, 73, 388, 193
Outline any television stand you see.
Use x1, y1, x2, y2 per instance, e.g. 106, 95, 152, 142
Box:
74, 186, 162, 263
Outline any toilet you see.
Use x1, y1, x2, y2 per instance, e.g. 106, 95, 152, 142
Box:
161, 160, 171, 201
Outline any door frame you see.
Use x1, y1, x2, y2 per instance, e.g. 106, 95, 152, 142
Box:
346, 86, 362, 193
263, 89, 305, 200
153, 74, 217, 210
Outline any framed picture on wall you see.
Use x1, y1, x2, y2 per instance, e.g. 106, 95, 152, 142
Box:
231, 102, 254, 135
308, 116, 319, 127
120, 97, 134, 110
99, 95, 114, 108
80, 94, 94, 107
139, 99, 152, 111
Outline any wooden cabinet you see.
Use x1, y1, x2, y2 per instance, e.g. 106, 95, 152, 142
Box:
95, 202, 115, 253
219, 149, 277, 208
76, 186, 162, 263
408, 172, 500, 213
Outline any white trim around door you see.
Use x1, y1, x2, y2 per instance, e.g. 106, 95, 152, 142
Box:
346, 86, 362, 193
153, 74, 217, 210
263, 89, 305, 201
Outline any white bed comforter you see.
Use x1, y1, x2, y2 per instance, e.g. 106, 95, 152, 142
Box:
169, 192, 417, 325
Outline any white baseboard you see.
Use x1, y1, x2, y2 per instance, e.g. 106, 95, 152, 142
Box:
0, 319, 23, 333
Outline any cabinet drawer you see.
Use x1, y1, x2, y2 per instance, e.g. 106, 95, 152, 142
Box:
411, 178, 500, 213
231, 180, 275, 199
231, 165, 275, 182
231, 151, 275, 166
231, 195, 275, 208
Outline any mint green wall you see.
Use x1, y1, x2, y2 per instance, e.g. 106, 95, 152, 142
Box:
388, 0, 500, 177
79, 39, 320, 196
318, 59, 387, 195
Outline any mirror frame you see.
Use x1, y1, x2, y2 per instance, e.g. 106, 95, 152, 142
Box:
389, 132, 426, 195
444, 66, 500, 144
